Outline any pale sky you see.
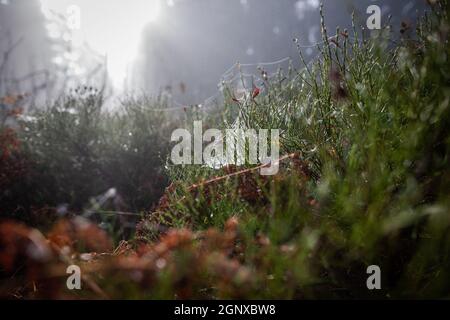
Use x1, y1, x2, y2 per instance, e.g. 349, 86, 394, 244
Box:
39, 0, 162, 90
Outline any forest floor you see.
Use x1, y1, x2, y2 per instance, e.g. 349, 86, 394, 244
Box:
0, 1, 449, 299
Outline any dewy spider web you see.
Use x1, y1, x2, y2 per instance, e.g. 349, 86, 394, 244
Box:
150, 32, 400, 113
154, 56, 306, 112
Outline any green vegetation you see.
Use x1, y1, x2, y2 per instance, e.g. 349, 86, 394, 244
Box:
0, 1, 449, 299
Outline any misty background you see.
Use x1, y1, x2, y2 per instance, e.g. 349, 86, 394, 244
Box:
0, 0, 426, 107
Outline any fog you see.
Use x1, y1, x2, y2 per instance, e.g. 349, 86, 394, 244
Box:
0, 0, 426, 107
